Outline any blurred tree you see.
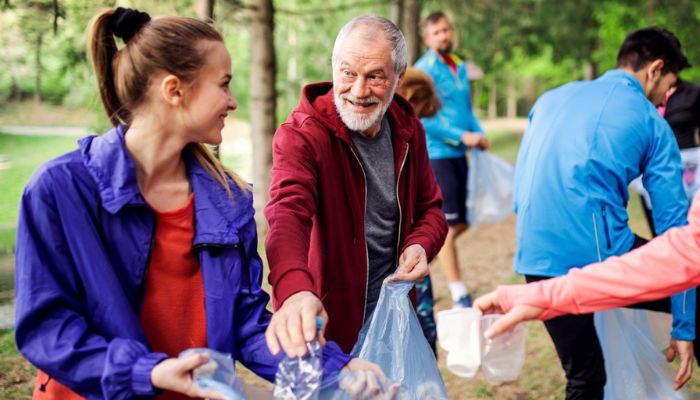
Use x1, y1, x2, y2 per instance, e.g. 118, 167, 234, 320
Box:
15, 0, 63, 103
248, 0, 276, 232
391, 0, 420, 64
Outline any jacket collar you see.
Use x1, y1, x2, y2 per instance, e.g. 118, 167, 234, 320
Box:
600, 69, 645, 96
79, 125, 252, 246
297, 82, 417, 145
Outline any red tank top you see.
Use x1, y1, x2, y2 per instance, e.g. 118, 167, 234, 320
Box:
140, 193, 207, 399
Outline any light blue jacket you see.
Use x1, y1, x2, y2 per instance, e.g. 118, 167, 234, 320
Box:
414, 50, 483, 159
514, 69, 695, 340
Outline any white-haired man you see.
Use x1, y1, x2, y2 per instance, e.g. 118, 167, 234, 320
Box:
264, 14, 447, 356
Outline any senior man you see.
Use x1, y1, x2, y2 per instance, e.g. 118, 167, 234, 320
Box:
264, 14, 447, 356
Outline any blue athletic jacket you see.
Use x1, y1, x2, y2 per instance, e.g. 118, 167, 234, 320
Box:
414, 50, 483, 160
14, 126, 351, 399
514, 69, 695, 340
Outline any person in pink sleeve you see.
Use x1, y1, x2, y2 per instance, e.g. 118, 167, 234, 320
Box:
474, 191, 700, 390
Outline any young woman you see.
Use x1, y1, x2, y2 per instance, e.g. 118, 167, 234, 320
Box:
14, 7, 371, 399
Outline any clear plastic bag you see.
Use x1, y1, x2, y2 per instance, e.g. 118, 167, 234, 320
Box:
179, 348, 247, 400
350, 280, 449, 400
274, 317, 324, 400
594, 308, 687, 399
479, 314, 527, 381
318, 370, 399, 400
467, 149, 514, 225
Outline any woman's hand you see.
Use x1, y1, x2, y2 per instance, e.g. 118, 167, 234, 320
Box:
150, 353, 224, 399
474, 291, 543, 339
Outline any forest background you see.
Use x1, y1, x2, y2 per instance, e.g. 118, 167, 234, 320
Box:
3, 0, 700, 229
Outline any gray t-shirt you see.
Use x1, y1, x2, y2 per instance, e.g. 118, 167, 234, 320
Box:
350, 118, 399, 321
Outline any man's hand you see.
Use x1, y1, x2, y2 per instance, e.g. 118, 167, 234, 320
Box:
461, 132, 490, 150
473, 291, 543, 339
150, 354, 223, 399
389, 244, 429, 282
667, 338, 694, 390
265, 291, 327, 357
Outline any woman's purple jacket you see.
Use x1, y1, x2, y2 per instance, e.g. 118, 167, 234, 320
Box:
14, 125, 350, 399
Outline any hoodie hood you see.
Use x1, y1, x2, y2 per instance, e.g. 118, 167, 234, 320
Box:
295, 81, 418, 145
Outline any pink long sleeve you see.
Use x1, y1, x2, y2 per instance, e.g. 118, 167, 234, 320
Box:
498, 192, 700, 320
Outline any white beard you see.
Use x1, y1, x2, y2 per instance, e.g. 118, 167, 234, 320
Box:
334, 92, 392, 133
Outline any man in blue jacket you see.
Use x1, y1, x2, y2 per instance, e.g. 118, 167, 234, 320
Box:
415, 11, 489, 308
515, 27, 696, 398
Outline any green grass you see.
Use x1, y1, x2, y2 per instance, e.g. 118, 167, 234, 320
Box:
0, 133, 79, 255
488, 130, 522, 164
0, 329, 34, 398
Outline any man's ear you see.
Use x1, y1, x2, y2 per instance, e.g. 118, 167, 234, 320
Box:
160, 74, 183, 106
397, 68, 407, 87
647, 59, 665, 83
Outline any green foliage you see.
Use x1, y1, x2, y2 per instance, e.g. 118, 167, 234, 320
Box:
3, 0, 700, 119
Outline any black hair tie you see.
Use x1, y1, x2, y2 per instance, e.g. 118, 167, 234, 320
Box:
112, 7, 151, 44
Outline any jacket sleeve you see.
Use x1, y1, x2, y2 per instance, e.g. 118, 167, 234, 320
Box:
497, 192, 700, 322
401, 120, 449, 261
420, 114, 466, 147
233, 219, 351, 381
14, 173, 167, 399
264, 123, 320, 307
643, 118, 695, 340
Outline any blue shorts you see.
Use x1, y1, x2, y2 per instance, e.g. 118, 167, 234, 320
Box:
430, 157, 468, 225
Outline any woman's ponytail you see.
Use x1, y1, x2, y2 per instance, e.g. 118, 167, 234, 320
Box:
88, 9, 126, 126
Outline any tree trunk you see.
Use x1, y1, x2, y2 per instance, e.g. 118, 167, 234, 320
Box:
506, 76, 516, 119
34, 33, 43, 103
583, 61, 595, 81
249, 0, 276, 235
488, 78, 497, 119
197, 0, 219, 158
400, 0, 421, 65
286, 29, 299, 113
390, 0, 404, 27
197, 0, 214, 21
647, 0, 656, 25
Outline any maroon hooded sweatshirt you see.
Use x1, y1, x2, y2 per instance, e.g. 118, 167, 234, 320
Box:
265, 82, 448, 352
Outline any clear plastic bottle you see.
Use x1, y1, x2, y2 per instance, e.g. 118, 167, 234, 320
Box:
273, 316, 324, 400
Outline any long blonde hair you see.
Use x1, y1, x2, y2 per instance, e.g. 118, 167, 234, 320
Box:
87, 8, 247, 194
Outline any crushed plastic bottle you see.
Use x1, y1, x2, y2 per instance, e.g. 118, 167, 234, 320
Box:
273, 316, 324, 400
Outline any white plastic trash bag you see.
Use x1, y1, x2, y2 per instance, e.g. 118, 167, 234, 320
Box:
436, 308, 482, 378
467, 149, 514, 225
436, 309, 527, 382
594, 308, 687, 400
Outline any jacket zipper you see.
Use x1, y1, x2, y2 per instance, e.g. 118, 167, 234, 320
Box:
348, 146, 370, 323
601, 205, 612, 250
394, 144, 409, 273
